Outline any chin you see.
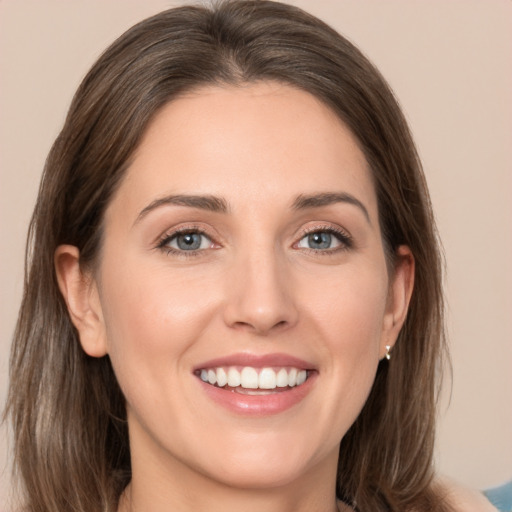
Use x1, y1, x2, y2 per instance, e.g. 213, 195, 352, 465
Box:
202, 456, 314, 490
189, 433, 336, 491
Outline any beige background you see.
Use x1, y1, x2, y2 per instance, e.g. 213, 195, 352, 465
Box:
1, 0, 511, 504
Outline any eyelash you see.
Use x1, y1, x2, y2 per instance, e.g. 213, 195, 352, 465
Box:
156, 225, 215, 257
156, 224, 353, 257
296, 225, 353, 254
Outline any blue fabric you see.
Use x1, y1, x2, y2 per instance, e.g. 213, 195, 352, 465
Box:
484, 481, 512, 512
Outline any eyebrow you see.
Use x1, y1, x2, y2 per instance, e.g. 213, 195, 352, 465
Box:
292, 192, 371, 224
134, 191, 370, 225
134, 194, 229, 225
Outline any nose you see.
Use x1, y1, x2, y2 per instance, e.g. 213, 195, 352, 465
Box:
223, 249, 299, 336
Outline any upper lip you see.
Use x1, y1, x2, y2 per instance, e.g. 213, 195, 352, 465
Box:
193, 352, 316, 371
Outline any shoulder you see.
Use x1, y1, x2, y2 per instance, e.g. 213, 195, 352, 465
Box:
436, 476, 499, 512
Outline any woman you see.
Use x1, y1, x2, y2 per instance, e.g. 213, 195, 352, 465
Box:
3, 1, 496, 511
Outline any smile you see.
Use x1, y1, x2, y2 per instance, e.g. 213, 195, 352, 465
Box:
197, 366, 308, 392
194, 353, 317, 415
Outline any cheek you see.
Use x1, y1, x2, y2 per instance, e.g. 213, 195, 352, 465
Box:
102, 255, 215, 337
300, 263, 388, 416
98, 257, 221, 395
303, 262, 388, 352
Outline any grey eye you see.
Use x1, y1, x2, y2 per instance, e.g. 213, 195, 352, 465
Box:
297, 231, 341, 250
169, 232, 211, 251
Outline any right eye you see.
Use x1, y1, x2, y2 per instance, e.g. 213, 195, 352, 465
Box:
159, 230, 214, 253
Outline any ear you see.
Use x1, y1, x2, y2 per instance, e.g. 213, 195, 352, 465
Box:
54, 245, 108, 357
380, 245, 415, 359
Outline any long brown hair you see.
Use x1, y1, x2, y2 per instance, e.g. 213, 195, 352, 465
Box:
4, 1, 448, 510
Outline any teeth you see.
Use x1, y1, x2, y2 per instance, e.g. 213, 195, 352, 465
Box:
227, 367, 241, 387
258, 368, 276, 389
199, 366, 309, 390
240, 367, 259, 389
276, 368, 288, 387
216, 367, 228, 387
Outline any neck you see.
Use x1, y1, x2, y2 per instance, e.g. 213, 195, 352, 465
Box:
119, 433, 343, 512
119, 483, 346, 512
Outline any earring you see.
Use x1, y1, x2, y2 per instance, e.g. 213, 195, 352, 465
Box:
385, 345, 392, 360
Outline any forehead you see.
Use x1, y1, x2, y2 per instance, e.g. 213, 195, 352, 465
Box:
109, 82, 378, 222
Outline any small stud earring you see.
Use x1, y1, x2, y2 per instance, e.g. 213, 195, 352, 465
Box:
385, 345, 392, 360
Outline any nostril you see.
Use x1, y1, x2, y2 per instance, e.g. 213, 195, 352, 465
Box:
230, 319, 288, 335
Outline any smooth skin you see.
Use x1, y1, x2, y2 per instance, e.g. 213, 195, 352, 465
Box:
56, 82, 415, 512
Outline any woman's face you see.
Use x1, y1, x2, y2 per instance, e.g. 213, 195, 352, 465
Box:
68, 82, 412, 492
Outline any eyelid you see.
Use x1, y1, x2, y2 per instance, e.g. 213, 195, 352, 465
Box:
293, 223, 354, 251
153, 221, 353, 257
155, 224, 220, 255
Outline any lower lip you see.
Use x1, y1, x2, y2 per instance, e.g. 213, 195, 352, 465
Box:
197, 373, 317, 416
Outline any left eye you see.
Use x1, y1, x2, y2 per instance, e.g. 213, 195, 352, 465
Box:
165, 232, 213, 251
297, 231, 343, 250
